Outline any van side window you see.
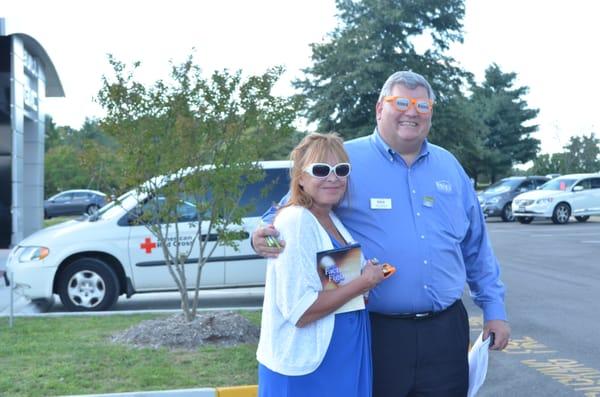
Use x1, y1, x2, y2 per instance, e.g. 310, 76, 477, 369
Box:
238, 168, 290, 217
574, 179, 591, 190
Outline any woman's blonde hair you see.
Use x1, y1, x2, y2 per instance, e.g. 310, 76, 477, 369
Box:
287, 132, 349, 209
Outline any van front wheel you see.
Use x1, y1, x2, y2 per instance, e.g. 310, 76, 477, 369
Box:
57, 258, 120, 311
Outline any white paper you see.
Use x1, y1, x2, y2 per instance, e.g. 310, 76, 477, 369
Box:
468, 331, 491, 397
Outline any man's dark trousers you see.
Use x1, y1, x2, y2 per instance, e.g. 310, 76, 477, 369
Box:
370, 300, 470, 397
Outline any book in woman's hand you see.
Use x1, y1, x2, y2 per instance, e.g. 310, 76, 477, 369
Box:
317, 243, 365, 314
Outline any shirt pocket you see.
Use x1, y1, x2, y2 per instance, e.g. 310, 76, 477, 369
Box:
422, 190, 468, 242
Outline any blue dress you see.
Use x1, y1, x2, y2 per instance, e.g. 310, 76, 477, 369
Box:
258, 236, 373, 397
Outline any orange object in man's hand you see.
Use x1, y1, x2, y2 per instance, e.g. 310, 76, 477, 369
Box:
382, 263, 396, 278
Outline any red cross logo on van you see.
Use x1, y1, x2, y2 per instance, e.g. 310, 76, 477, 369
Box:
140, 238, 157, 254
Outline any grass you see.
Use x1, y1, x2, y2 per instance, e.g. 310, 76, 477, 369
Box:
0, 311, 262, 397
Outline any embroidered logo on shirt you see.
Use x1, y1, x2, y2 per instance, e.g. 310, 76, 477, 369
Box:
435, 180, 452, 194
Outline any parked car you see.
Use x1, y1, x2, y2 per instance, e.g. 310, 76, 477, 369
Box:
7, 161, 290, 311
512, 173, 600, 224
478, 176, 549, 221
44, 189, 108, 218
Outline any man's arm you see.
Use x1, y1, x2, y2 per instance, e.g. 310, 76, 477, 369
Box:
252, 223, 285, 258
460, 173, 511, 350
251, 192, 290, 257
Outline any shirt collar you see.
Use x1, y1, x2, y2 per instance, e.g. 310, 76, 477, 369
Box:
370, 128, 431, 163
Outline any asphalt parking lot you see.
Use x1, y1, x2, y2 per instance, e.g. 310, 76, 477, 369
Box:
467, 217, 600, 396
2, 217, 600, 396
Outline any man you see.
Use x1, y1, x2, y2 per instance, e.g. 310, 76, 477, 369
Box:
253, 71, 510, 396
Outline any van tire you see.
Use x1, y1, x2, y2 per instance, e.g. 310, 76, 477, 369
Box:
57, 258, 120, 311
501, 203, 515, 222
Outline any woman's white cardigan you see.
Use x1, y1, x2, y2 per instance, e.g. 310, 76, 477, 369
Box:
256, 205, 356, 376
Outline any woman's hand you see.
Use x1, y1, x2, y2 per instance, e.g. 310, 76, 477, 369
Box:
361, 260, 386, 290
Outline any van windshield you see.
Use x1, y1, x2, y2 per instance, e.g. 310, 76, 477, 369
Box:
484, 178, 522, 194
92, 192, 137, 219
539, 178, 577, 191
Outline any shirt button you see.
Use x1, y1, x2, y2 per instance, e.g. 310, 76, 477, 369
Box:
412, 190, 416, 194
424, 285, 428, 289
423, 260, 428, 264
416, 212, 421, 216
420, 235, 425, 239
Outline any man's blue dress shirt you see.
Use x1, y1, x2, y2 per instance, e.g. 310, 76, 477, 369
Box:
265, 130, 506, 322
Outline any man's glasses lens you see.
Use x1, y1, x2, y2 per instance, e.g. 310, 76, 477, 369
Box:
394, 98, 410, 110
415, 101, 431, 113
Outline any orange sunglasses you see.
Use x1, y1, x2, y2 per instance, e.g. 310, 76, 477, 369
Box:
383, 96, 434, 114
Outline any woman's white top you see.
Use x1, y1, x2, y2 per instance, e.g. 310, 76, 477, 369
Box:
256, 205, 356, 376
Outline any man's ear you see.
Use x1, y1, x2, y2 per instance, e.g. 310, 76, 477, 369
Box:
375, 101, 383, 121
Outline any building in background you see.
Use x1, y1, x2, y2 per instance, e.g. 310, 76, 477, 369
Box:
0, 18, 64, 248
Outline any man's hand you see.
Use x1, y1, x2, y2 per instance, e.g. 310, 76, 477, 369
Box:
483, 319, 511, 350
252, 224, 285, 258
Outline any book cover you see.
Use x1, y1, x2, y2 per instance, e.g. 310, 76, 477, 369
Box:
316, 243, 365, 314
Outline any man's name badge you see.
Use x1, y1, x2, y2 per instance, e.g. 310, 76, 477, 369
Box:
423, 196, 435, 208
370, 198, 392, 209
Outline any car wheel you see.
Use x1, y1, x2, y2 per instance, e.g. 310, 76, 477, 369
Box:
575, 215, 590, 222
86, 204, 100, 215
517, 217, 533, 224
501, 203, 515, 222
551, 203, 571, 224
57, 258, 120, 311
44, 210, 50, 219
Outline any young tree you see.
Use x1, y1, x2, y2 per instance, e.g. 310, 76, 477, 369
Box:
97, 56, 299, 321
294, 0, 468, 140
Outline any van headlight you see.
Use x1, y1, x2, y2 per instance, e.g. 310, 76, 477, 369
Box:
18, 246, 50, 262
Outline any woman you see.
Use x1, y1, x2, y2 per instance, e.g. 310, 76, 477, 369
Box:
256, 133, 386, 397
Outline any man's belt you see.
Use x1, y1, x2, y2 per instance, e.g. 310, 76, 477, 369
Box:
371, 299, 460, 320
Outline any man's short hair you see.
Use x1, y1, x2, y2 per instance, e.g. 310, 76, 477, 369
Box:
378, 71, 436, 102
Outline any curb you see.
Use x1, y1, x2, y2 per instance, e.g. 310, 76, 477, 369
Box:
61, 385, 258, 397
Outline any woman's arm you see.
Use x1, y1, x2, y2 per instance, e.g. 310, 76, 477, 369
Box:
296, 260, 384, 327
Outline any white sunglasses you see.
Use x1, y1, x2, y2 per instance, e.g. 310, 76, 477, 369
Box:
303, 163, 351, 178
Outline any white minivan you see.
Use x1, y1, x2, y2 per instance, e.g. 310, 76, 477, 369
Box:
6, 161, 290, 311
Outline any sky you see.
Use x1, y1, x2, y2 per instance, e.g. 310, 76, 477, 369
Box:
2, 0, 599, 155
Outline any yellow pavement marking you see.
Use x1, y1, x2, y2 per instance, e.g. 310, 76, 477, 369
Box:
216, 385, 258, 397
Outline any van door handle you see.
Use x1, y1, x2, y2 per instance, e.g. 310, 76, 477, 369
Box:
200, 233, 219, 242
